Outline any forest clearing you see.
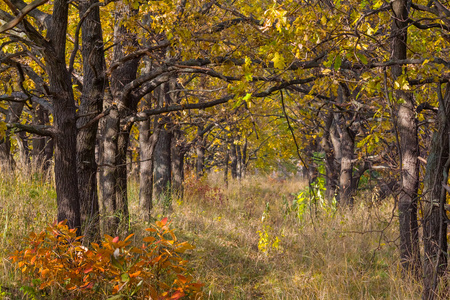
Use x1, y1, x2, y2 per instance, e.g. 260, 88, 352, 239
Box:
0, 171, 421, 299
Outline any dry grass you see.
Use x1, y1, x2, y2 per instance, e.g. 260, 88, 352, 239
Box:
133, 173, 422, 299
0, 170, 422, 299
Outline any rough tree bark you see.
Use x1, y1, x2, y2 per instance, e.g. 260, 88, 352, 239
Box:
230, 142, 238, 179
139, 110, 160, 222
422, 84, 450, 300
32, 103, 52, 170
100, 4, 140, 235
40, 0, 81, 229
223, 143, 229, 187
335, 84, 355, 206
171, 126, 185, 198
236, 143, 242, 179
153, 81, 173, 205
320, 110, 337, 201
100, 103, 119, 234
195, 125, 206, 178
391, 0, 421, 275
330, 117, 342, 202
0, 101, 23, 169
76, 0, 106, 241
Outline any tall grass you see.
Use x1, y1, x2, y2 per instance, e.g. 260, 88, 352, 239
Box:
0, 170, 422, 299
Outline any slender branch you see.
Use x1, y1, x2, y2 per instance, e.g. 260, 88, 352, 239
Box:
125, 95, 235, 124
280, 90, 308, 171
0, 0, 49, 33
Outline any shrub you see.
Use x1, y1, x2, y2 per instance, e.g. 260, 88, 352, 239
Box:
10, 218, 203, 299
183, 174, 226, 205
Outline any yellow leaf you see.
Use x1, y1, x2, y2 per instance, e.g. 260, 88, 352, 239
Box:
272, 52, 285, 69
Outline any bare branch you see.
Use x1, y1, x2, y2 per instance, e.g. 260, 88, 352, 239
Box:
0, 0, 49, 33
6, 122, 55, 136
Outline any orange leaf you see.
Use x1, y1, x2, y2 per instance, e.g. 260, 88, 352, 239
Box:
124, 233, 134, 242
129, 270, 141, 278
161, 217, 168, 225
170, 291, 185, 299
177, 275, 187, 284
80, 281, 94, 289
84, 267, 93, 274
143, 236, 156, 243
190, 282, 204, 289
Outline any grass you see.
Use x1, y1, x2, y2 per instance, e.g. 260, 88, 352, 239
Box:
0, 170, 422, 299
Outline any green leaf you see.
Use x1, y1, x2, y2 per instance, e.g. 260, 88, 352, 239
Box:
121, 273, 130, 282
232, 98, 243, 109
357, 53, 368, 65
334, 55, 342, 71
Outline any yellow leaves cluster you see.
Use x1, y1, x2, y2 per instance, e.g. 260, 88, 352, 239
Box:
10, 219, 202, 299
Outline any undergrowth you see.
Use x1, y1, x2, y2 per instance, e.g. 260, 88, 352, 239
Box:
0, 170, 422, 299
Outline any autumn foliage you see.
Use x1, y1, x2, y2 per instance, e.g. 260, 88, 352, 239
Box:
10, 218, 203, 299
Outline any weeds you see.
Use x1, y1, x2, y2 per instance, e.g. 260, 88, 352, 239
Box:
0, 170, 422, 299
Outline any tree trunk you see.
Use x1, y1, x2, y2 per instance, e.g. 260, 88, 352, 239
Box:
241, 138, 247, 178
171, 127, 185, 199
339, 125, 354, 206
224, 143, 229, 187
76, 0, 106, 241
422, 84, 450, 300
139, 115, 160, 222
0, 101, 23, 170
32, 103, 50, 169
42, 0, 81, 229
195, 126, 205, 178
230, 142, 238, 179
321, 110, 337, 201
335, 84, 354, 206
153, 82, 173, 206
100, 104, 119, 235
391, 0, 421, 275
100, 4, 140, 235
17, 131, 30, 166
236, 143, 242, 179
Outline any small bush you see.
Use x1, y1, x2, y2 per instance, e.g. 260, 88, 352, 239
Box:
184, 174, 226, 205
10, 218, 203, 299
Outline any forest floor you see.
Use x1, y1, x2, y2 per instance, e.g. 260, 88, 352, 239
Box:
0, 171, 422, 299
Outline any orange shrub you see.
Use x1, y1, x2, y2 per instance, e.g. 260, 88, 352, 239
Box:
10, 218, 203, 299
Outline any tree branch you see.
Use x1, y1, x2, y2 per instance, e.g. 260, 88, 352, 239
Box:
0, 0, 49, 33
6, 122, 55, 136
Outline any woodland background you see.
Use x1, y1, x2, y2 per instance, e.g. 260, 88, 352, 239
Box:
0, 0, 449, 299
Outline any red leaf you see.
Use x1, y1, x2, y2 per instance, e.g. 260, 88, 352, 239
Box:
161, 217, 168, 225
112, 236, 119, 243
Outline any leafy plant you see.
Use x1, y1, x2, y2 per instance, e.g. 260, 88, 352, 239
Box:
257, 202, 282, 255
10, 218, 203, 299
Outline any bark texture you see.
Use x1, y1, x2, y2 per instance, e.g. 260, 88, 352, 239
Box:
42, 0, 81, 229
76, 0, 106, 241
0, 101, 23, 170
153, 81, 174, 205
139, 114, 160, 222
391, 0, 421, 275
100, 4, 140, 235
422, 85, 450, 300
